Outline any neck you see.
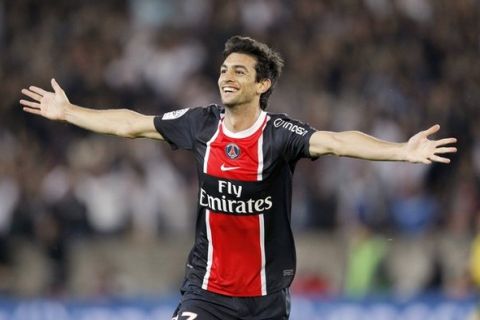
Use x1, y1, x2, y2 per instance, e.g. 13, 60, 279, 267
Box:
223, 103, 262, 132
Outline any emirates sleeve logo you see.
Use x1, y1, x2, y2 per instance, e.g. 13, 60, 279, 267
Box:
225, 143, 240, 159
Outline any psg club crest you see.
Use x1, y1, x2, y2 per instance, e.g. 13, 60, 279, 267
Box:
225, 143, 240, 159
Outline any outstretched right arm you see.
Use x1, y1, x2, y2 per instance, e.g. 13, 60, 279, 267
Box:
20, 78, 163, 140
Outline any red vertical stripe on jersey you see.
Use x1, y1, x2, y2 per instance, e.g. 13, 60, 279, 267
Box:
207, 214, 262, 295
202, 112, 268, 296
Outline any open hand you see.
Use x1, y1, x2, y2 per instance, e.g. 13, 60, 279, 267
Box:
405, 124, 457, 164
20, 78, 70, 121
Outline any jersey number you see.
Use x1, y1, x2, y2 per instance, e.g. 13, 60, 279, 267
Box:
172, 311, 198, 320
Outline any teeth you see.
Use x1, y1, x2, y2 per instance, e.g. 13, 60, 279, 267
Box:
223, 87, 237, 93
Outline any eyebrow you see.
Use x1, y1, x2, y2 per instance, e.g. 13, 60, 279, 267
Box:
221, 64, 249, 72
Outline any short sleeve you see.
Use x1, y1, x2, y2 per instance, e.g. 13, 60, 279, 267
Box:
154, 105, 221, 151
154, 107, 200, 150
271, 114, 317, 162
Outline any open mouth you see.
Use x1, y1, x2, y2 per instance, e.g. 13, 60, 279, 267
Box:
222, 86, 239, 94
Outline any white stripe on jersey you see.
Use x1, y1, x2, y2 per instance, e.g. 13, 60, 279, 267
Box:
258, 118, 268, 295
259, 214, 267, 295
203, 122, 221, 174
202, 122, 221, 289
202, 209, 213, 290
256, 116, 269, 181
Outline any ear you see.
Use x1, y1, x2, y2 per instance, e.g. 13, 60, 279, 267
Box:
256, 79, 272, 95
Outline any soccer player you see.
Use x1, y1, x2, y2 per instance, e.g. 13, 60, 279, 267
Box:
20, 36, 457, 320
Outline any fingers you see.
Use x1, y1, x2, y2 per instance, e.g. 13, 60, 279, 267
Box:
435, 137, 457, 146
29, 86, 48, 96
22, 107, 43, 116
427, 145, 456, 164
429, 155, 451, 164
20, 98, 42, 115
21, 88, 42, 101
422, 124, 440, 137
51, 78, 63, 94
19, 99, 40, 109
434, 147, 457, 154
414, 158, 432, 164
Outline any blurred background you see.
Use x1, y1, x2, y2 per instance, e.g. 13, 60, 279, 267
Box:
0, 0, 479, 318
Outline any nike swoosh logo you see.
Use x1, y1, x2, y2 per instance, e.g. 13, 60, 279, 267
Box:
220, 163, 240, 172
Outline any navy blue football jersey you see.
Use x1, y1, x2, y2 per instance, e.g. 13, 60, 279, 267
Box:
154, 105, 317, 297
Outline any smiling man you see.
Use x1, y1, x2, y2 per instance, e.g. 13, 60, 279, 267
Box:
20, 36, 457, 320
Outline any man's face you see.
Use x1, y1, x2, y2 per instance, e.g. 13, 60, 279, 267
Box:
218, 53, 260, 108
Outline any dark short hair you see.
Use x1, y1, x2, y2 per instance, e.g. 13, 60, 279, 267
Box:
223, 36, 284, 110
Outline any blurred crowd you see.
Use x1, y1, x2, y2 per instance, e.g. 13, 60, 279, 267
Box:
0, 0, 479, 299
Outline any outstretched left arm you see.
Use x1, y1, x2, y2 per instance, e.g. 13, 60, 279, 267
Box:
309, 124, 457, 164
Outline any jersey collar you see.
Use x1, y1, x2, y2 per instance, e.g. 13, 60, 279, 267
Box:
221, 111, 267, 139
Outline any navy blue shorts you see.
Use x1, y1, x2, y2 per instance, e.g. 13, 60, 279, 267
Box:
172, 285, 290, 320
